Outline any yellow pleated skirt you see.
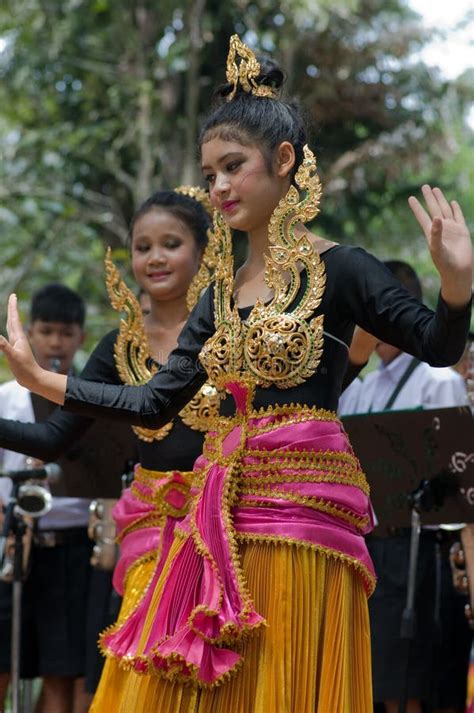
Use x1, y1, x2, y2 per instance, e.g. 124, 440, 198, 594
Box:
91, 538, 372, 713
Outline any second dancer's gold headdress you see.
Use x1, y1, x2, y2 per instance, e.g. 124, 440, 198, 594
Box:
174, 185, 218, 312
175, 185, 212, 217
226, 35, 278, 102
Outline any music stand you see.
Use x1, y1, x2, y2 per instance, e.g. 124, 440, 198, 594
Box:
342, 406, 474, 531
342, 406, 474, 713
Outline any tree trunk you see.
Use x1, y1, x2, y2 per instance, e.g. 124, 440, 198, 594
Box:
181, 0, 206, 185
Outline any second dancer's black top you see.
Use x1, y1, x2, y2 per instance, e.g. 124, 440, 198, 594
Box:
0, 329, 205, 474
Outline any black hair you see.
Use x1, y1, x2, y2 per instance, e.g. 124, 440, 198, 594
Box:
30, 283, 86, 327
199, 55, 307, 180
384, 260, 423, 301
129, 190, 211, 251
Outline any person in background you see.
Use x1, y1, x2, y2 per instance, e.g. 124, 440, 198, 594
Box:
0, 189, 216, 710
452, 328, 474, 713
453, 329, 474, 387
0, 284, 136, 712
344, 260, 471, 713
0, 284, 92, 713
338, 374, 363, 416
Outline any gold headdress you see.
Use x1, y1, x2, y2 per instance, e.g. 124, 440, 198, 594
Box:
174, 184, 219, 312
174, 185, 212, 217
226, 34, 278, 102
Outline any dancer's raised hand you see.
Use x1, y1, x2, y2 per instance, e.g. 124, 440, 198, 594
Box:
408, 185, 472, 308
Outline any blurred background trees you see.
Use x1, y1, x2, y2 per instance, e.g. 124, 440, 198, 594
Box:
0, 0, 472, 367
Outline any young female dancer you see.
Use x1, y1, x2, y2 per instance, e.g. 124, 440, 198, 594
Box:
0, 36, 471, 712
0, 188, 218, 707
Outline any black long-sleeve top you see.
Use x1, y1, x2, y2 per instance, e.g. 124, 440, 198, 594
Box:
0, 330, 205, 473
64, 246, 472, 428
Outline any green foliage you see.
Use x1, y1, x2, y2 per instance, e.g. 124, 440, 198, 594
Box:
0, 0, 472, 357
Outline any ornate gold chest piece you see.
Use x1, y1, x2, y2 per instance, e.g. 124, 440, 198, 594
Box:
199, 145, 326, 392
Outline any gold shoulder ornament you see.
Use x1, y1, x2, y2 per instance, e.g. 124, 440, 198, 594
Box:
105, 247, 220, 442
199, 145, 326, 391
104, 248, 172, 442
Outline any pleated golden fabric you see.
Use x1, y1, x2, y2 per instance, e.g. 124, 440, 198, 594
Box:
91, 538, 372, 713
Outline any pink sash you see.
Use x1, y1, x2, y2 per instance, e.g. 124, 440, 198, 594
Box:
102, 385, 375, 686
112, 466, 194, 595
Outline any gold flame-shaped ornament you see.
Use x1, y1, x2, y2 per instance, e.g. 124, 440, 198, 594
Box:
199, 145, 326, 391
226, 35, 279, 102
104, 247, 219, 442
174, 185, 219, 312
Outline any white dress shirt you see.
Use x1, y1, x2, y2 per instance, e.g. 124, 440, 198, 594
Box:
353, 352, 468, 414
0, 379, 91, 529
338, 377, 363, 416
341, 353, 468, 530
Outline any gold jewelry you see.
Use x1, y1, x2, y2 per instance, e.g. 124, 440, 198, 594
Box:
173, 185, 220, 313
226, 35, 278, 102
174, 185, 212, 217
104, 248, 173, 442
199, 145, 326, 391
104, 247, 157, 387
104, 249, 220, 441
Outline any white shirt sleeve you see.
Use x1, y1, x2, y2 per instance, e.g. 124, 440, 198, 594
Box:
338, 378, 363, 416
0, 381, 35, 504
419, 368, 468, 409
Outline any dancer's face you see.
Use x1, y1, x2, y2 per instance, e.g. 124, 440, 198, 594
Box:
201, 137, 294, 233
131, 208, 202, 304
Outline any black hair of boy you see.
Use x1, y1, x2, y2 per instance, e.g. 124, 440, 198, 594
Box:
30, 283, 86, 327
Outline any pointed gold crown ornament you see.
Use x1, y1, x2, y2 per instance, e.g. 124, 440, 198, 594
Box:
226, 34, 279, 102
199, 145, 325, 391
175, 185, 213, 217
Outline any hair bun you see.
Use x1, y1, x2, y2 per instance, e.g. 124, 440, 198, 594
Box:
213, 81, 236, 102
213, 49, 285, 104
256, 56, 285, 93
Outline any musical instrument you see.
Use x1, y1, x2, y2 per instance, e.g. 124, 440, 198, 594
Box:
1, 358, 62, 581
87, 498, 119, 571
0, 461, 53, 583
450, 527, 474, 628
449, 337, 474, 627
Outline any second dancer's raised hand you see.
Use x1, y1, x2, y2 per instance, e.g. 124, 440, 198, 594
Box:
408, 185, 472, 309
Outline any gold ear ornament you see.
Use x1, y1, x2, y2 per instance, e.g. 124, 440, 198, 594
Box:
104, 247, 156, 387
104, 247, 173, 442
